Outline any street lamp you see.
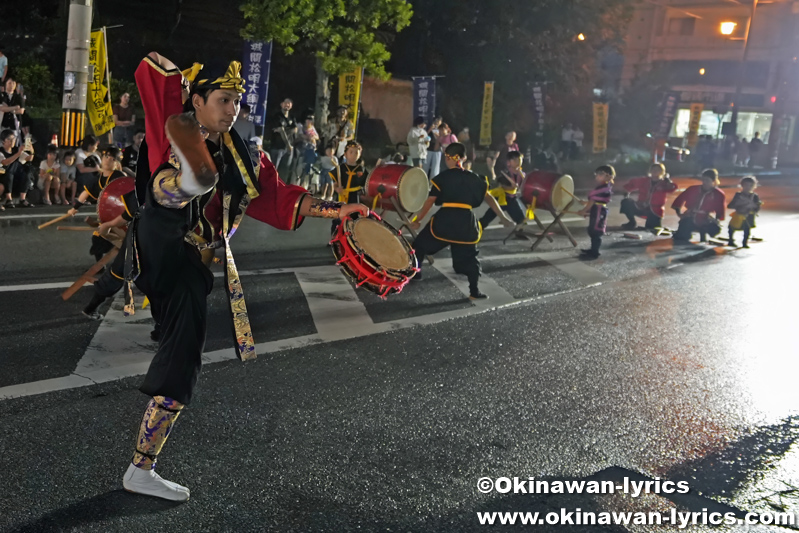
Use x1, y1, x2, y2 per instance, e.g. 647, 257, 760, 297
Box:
577, 33, 585, 41
720, 22, 737, 35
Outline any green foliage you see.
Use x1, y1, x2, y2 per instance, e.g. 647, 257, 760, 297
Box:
240, 0, 413, 79
13, 54, 60, 111
408, 0, 635, 144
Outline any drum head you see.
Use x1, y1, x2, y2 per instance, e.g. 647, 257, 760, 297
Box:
550, 174, 574, 211
351, 218, 413, 271
397, 167, 429, 212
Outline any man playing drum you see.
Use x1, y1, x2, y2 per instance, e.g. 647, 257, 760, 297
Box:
410, 143, 514, 300
117, 52, 368, 502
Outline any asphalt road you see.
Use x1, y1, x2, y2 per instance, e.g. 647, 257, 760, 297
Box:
0, 176, 797, 532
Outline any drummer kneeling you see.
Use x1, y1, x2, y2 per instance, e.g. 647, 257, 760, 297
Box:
671, 169, 726, 243
410, 143, 514, 300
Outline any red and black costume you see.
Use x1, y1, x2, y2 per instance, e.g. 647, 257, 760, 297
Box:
619, 176, 677, 229
671, 185, 726, 242
131, 56, 308, 406
413, 167, 489, 295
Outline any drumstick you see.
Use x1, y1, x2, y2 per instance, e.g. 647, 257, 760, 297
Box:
559, 186, 587, 205
56, 226, 95, 231
38, 212, 73, 230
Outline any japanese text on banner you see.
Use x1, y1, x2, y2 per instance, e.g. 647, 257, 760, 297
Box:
242, 41, 273, 127
339, 68, 363, 127
412, 77, 436, 126
480, 82, 495, 147
592, 102, 609, 153
532, 84, 546, 140
87, 29, 115, 136
686, 103, 704, 148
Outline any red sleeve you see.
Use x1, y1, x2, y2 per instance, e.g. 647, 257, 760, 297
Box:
245, 153, 309, 230
623, 177, 643, 193
714, 190, 726, 220
671, 188, 690, 210
134, 56, 184, 176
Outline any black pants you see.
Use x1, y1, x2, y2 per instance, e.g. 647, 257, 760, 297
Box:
137, 259, 213, 406
673, 218, 721, 242
85, 249, 162, 335
588, 230, 602, 254
480, 197, 526, 227
413, 226, 481, 292
1, 162, 31, 196
619, 198, 661, 229
90, 235, 115, 262
728, 221, 752, 245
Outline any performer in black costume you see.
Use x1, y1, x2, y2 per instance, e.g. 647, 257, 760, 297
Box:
410, 143, 514, 300
67, 146, 127, 262
119, 52, 368, 501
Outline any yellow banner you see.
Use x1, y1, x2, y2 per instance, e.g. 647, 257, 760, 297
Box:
592, 102, 609, 153
686, 103, 704, 148
480, 81, 494, 147
87, 29, 115, 137
339, 68, 363, 127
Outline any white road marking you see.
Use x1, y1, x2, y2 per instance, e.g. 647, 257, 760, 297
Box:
0, 281, 73, 292
294, 265, 374, 341
0, 213, 66, 219
74, 293, 157, 375
541, 251, 609, 285
0, 245, 694, 401
432, 257, 515, 307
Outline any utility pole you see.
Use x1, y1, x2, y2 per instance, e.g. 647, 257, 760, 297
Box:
60, 0, 93, 148
729, 0, 757, 135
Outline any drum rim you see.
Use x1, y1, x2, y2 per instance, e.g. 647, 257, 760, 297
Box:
344, 216, 417, 275
395, 167, 428, 213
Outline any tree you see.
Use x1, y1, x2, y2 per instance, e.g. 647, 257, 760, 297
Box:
389, 0, 634, 148
240, 0, 412, 130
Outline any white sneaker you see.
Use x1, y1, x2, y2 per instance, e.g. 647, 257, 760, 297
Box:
123, 463, 190, 501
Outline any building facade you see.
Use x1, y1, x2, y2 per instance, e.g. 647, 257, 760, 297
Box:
621, 0, 799, 164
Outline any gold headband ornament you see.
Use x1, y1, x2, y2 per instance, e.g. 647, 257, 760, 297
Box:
194, 61, 246, 94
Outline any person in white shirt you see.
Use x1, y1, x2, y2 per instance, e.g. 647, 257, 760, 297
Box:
572, 127, 584, 160
406, 116, 429, 169
38, 144, 62, 205
560, 123, 574, 160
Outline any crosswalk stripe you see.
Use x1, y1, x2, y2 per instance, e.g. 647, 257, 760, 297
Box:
432, 258, 515, 306
542, 251, 609, 285
294, 265, 375, 341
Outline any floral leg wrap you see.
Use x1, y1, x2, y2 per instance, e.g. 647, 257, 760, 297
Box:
131, 396, 184, 470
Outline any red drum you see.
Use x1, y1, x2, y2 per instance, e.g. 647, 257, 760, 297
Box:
365, 164, 429, 213
97, 177, 135, 223
330, 213, 418, 298
521, 171, 574, 212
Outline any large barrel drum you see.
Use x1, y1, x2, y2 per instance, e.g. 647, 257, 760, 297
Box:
521, 171, 574, 212
365, 164, 429, 213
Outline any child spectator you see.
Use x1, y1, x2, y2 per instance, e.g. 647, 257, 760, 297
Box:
580, 165, 615, 259
318, 144, 338, 201
298, 115, 319, 190
60, 151, 78, 205
38, 144, 61, 205
727, 176, 761, 248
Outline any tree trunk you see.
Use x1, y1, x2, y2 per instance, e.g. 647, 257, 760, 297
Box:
315, 56, 331, 139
